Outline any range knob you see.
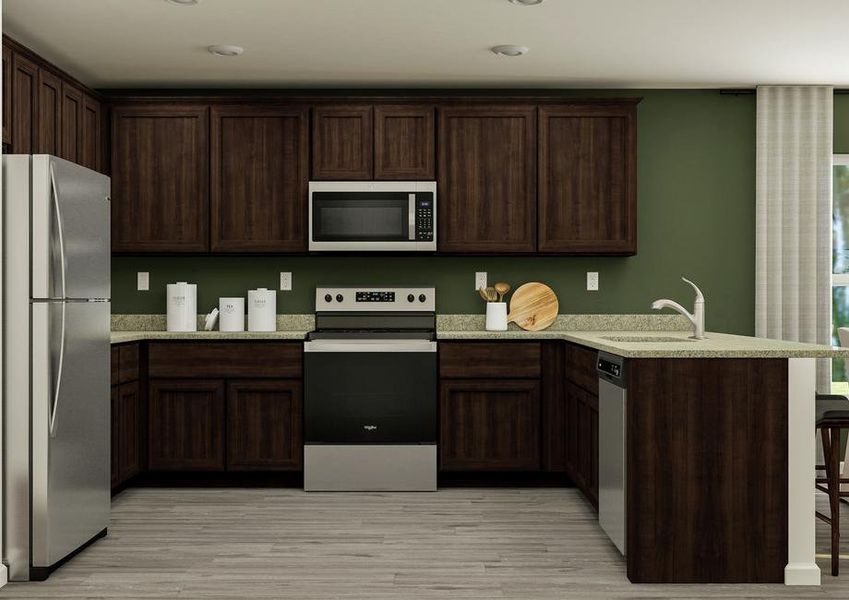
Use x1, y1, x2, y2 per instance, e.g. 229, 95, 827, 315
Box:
336, 294, 344, 302
418, 293, 427, 303
324, 294, 332, 303
407, 294, 415, 303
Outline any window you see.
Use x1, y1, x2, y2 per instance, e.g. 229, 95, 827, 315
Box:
832, 154, 849, 392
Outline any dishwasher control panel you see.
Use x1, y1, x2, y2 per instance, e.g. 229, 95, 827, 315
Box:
597, 352, 625, 384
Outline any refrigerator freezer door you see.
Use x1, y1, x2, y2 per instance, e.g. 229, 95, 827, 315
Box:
31, 300, 110, 570
31, 155, 110, 301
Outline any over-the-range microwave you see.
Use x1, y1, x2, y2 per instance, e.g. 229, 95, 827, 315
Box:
308, 181, 436, 251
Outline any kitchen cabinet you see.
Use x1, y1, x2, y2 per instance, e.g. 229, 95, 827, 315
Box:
210, 105, 309, 252
374, 104, 435, 179
312, 104, 373, 180
3, 44, 11, 146
111, 103, 209, 253
226, 379, 303, 471
35, 68, 61, 155
60, 82, 83, 163
11, 51, 37, 154
538, 103, 638, 254
111, 343, 144, 491
563, 343, 599, 508
437, 104, 537, 253
148, 378, 226, 471
80, 93, 102, 172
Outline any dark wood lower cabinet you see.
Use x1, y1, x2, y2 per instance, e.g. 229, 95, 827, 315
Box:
148, 379, 226, 471
439, 379, 541, 471
226, 379, 303, 471
111, 381, 141, 489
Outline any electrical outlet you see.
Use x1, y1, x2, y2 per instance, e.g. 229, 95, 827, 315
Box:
279, 272, 292, 291
137, 272, 149, 291
587, 272, 599, 291
475, 271, 488, 291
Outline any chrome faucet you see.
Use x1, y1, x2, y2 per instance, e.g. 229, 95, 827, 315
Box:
650, 277, 706, 340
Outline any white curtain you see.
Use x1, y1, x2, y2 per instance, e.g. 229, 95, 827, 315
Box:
756, 86, 833, 392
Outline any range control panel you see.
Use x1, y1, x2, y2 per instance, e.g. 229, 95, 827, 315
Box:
316, 287, 436, 312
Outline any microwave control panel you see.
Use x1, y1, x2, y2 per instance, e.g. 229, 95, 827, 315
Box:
415, 194, 434, 241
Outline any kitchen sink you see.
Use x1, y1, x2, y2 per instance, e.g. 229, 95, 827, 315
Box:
601, 335, 696, 343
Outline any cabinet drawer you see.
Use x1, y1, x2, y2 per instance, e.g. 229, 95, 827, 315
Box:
148, 342, 303, 379
565, 343, 598, 395
111, 343, 140, 385
439, 342, 541, 379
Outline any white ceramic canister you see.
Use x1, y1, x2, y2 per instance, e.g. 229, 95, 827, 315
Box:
166, 282, 197, 332
485, 302, 508, 331
248, 288, 277, 332
219, 297, 246, 332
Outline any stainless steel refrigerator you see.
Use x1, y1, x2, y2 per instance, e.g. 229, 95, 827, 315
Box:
2, 155, 111, 581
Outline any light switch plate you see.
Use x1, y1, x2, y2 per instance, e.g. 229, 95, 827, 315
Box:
279, 272, 292, 291
137, 271, 149, 291
475, 272, 488, 291
587, 272, 599, 291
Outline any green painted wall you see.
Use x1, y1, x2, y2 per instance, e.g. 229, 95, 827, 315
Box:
836, 94, 849, 153
112, 90, 757, 334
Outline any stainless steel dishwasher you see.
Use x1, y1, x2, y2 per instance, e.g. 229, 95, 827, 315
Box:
597, 351, 626, 555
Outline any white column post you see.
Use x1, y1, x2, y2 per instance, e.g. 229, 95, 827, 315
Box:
785, 358, 821, 585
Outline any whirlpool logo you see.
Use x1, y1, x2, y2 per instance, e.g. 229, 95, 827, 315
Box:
363, 425, 378, 431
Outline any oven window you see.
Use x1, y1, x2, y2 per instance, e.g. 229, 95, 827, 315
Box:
312, 192, 410, 241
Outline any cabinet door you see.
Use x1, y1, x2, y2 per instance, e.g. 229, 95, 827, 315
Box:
439, 379, 540, 471
576, 385, 599, 508
374, 104, 434, 179
437, 104, 536, 253
35, 68, 61, 155
148, 379, 225, 471
11, 52, 37, 154
3, 44, 12, 146
564, 382, 580, 480
111, 104, 209, 252
59, 82, 83, 163
312, 104, 372, 179
538, 104, 637, 254
80, 93, 102, 172
110, 386, 121, 489
211, 106, 309, 252
226, 379, 303, 471
541, 342, 567, 472
115, 381, 142, 485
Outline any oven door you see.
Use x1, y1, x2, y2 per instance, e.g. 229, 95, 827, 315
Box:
303, 339, 437, 443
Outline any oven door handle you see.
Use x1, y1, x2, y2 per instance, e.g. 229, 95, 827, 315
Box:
304, 340, 437, 353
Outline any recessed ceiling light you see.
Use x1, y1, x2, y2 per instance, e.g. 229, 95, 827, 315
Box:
165, 0, 201, 6
509, 0, 544, 5
208, 45, 244, 57
491, 45, 529, 57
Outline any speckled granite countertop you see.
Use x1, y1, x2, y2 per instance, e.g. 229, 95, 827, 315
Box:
111, 313, 848, 358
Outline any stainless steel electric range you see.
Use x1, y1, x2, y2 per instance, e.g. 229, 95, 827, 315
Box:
303, 286, 437, 491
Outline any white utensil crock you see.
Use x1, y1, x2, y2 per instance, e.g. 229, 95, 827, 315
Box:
248, 288, 277, 332
219, 297, 245, 332
485, 302, 508, 331
166, 282, 197, 332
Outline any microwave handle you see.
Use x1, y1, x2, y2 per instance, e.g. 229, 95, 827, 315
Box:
408, 193, 416, 241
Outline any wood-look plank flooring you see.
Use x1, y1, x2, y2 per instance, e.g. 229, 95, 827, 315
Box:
3, 487, 849, 599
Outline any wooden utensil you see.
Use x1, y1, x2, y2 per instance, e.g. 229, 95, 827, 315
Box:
478, 287, 491, 303
494, 282, 511, 302
485, 287, 498, 302
507, 282, 558, 331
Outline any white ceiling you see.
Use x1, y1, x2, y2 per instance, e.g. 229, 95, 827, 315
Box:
3, 0, 848, 89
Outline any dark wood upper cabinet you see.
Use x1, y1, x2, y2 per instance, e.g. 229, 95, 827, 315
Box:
10, 52, 37, 154
312, 104, 373, 180
80, 93, 102, 172
226, 379, 303, 471
35, 68, 61, 155
3, 44, 12, 146
59, 82, 83, 163
437, 104, 537, 253
374, 104, 434, 179
148, 378, 225, 471
111, 104, 209, 253
538, 103, 638, 254
211, 105, 309, 252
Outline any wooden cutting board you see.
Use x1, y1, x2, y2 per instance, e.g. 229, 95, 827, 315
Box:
508, 283, 559, 331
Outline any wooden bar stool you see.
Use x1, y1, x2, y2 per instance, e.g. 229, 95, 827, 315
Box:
816, 394, 849, 576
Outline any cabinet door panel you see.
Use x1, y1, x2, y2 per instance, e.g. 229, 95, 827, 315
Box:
149, 379, 225, 471
227, 379, 303, 471
11, 52, 37, 153
541, 342, 567, 472
80, 94, 102, 172
3, 44, 12, 146
211, 106, 309, 252
111, 104, 209, 252
60, 82, 83, 162
35, 68, 61, 155
111, 386, 120, 488
312, 105, 372, 179
539, 104, 637, 254
374, 104, 434, 179
576, 385, 599, 508
116, 381, 142, 484
437, 104, 536, 253
439, 379, 540, 471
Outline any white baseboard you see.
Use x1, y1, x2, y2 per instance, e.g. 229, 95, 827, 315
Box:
784, 562, 821, 586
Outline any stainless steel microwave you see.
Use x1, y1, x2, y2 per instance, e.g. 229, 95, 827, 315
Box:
308, 181, 436, 251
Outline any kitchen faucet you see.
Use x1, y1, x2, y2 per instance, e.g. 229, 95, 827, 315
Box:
650, 277, 706, 339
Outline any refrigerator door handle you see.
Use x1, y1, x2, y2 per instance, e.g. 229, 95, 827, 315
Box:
49, 302, 67, 437
49, 163, 68, 300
